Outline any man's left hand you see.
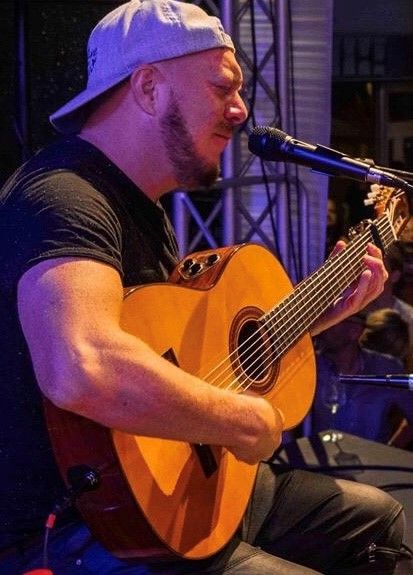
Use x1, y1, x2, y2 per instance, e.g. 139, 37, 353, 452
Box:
310, 241, 388, 336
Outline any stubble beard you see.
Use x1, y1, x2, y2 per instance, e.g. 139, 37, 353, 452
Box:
160, 95, 220, 190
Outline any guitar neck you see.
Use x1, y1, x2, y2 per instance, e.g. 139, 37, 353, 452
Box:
265, 213, 396, 359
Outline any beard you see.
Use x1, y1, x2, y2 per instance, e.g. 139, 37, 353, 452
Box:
160, 93, 220, 190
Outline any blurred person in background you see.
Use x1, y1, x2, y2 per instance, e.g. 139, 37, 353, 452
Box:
312, 311, 413, 444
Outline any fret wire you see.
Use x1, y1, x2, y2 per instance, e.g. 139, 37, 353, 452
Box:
238, 215, 398, 386
259, 215, 393, 362
224, 235, 370, 387
203, 213, 395, 390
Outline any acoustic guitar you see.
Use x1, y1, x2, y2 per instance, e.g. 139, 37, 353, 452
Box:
44, 186, 409, 561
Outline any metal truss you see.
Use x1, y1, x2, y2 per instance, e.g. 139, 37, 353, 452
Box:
172, 0, 284, 258
172, 0, 332, 288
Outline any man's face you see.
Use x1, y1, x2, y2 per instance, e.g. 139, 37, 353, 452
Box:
158, 48, 247, 190
160, 92, 220, 189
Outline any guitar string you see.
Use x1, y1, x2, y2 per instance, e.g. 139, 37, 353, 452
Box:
226, 237, 377, 393
200, 214, 394, 394
226, 224, 394, 394
196, 216, 394, 393
227, 219, 395, 393
201, 217, 392, 391
225, 219, 395, 393
230, 227, 395, 394
197, 248, 366, 392
234, 203, 401, 390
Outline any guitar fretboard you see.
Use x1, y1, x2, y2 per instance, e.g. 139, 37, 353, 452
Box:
263, 213, 396, 359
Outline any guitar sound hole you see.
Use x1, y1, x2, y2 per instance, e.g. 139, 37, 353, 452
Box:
237, 320, 272, 382
229, 306, 278, 394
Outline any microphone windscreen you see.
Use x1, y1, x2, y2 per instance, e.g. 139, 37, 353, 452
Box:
248, 126, 288, 159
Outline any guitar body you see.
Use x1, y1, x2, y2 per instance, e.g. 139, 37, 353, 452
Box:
44, 243, 316, 561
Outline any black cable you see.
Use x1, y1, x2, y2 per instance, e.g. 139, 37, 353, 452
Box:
40, 465, 101, 569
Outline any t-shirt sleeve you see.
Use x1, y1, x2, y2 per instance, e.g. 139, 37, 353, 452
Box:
4, 170, 124, 286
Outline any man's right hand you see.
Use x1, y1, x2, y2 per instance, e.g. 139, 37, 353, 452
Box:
226, 396, 285, 465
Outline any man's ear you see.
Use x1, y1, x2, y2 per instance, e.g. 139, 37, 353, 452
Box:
129, 65, 161, 115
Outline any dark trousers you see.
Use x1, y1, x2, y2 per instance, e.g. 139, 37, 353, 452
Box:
0, 465, 405, 575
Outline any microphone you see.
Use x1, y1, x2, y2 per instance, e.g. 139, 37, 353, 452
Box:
248, 126, 409, 188
339, 374, 413, 391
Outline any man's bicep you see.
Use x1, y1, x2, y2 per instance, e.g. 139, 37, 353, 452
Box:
18, 255, 125, 332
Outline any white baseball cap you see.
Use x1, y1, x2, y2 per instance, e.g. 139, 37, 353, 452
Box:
49, 0, 234, 134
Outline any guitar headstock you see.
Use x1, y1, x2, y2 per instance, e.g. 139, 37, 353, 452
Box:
365, 184, 410, 239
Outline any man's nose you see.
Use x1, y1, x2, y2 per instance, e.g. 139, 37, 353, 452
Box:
225, 93, 248, 125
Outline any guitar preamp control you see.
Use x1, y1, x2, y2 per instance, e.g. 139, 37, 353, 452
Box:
178, 252, 221, 279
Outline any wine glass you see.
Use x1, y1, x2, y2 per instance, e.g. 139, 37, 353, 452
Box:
321, 374, 346, 443
321, 374, 362, 470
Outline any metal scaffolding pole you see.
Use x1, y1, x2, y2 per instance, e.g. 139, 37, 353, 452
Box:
220, 0, 236, 247
15, 0, 31, 161
171, 0, 332, 285
274, 0, 292, 271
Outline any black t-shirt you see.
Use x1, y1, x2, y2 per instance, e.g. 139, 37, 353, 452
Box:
0, 136, 179, 549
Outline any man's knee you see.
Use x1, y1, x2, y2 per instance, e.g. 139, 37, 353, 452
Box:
338, 479, 402, 522
337, 481, 405, 573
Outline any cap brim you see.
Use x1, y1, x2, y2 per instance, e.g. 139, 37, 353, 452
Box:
49, 71, 132, 134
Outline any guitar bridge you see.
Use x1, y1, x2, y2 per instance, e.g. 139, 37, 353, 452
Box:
162, 347, 218, 478
192, 443, 218, 478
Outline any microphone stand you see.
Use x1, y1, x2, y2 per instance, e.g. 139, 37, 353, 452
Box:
358, 158, 413, 192
371, 165, 413, 185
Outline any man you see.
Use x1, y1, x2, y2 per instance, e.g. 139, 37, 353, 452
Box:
312, 312, 412, 443
0, 1, 406, 573
364, 236, 413, 370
